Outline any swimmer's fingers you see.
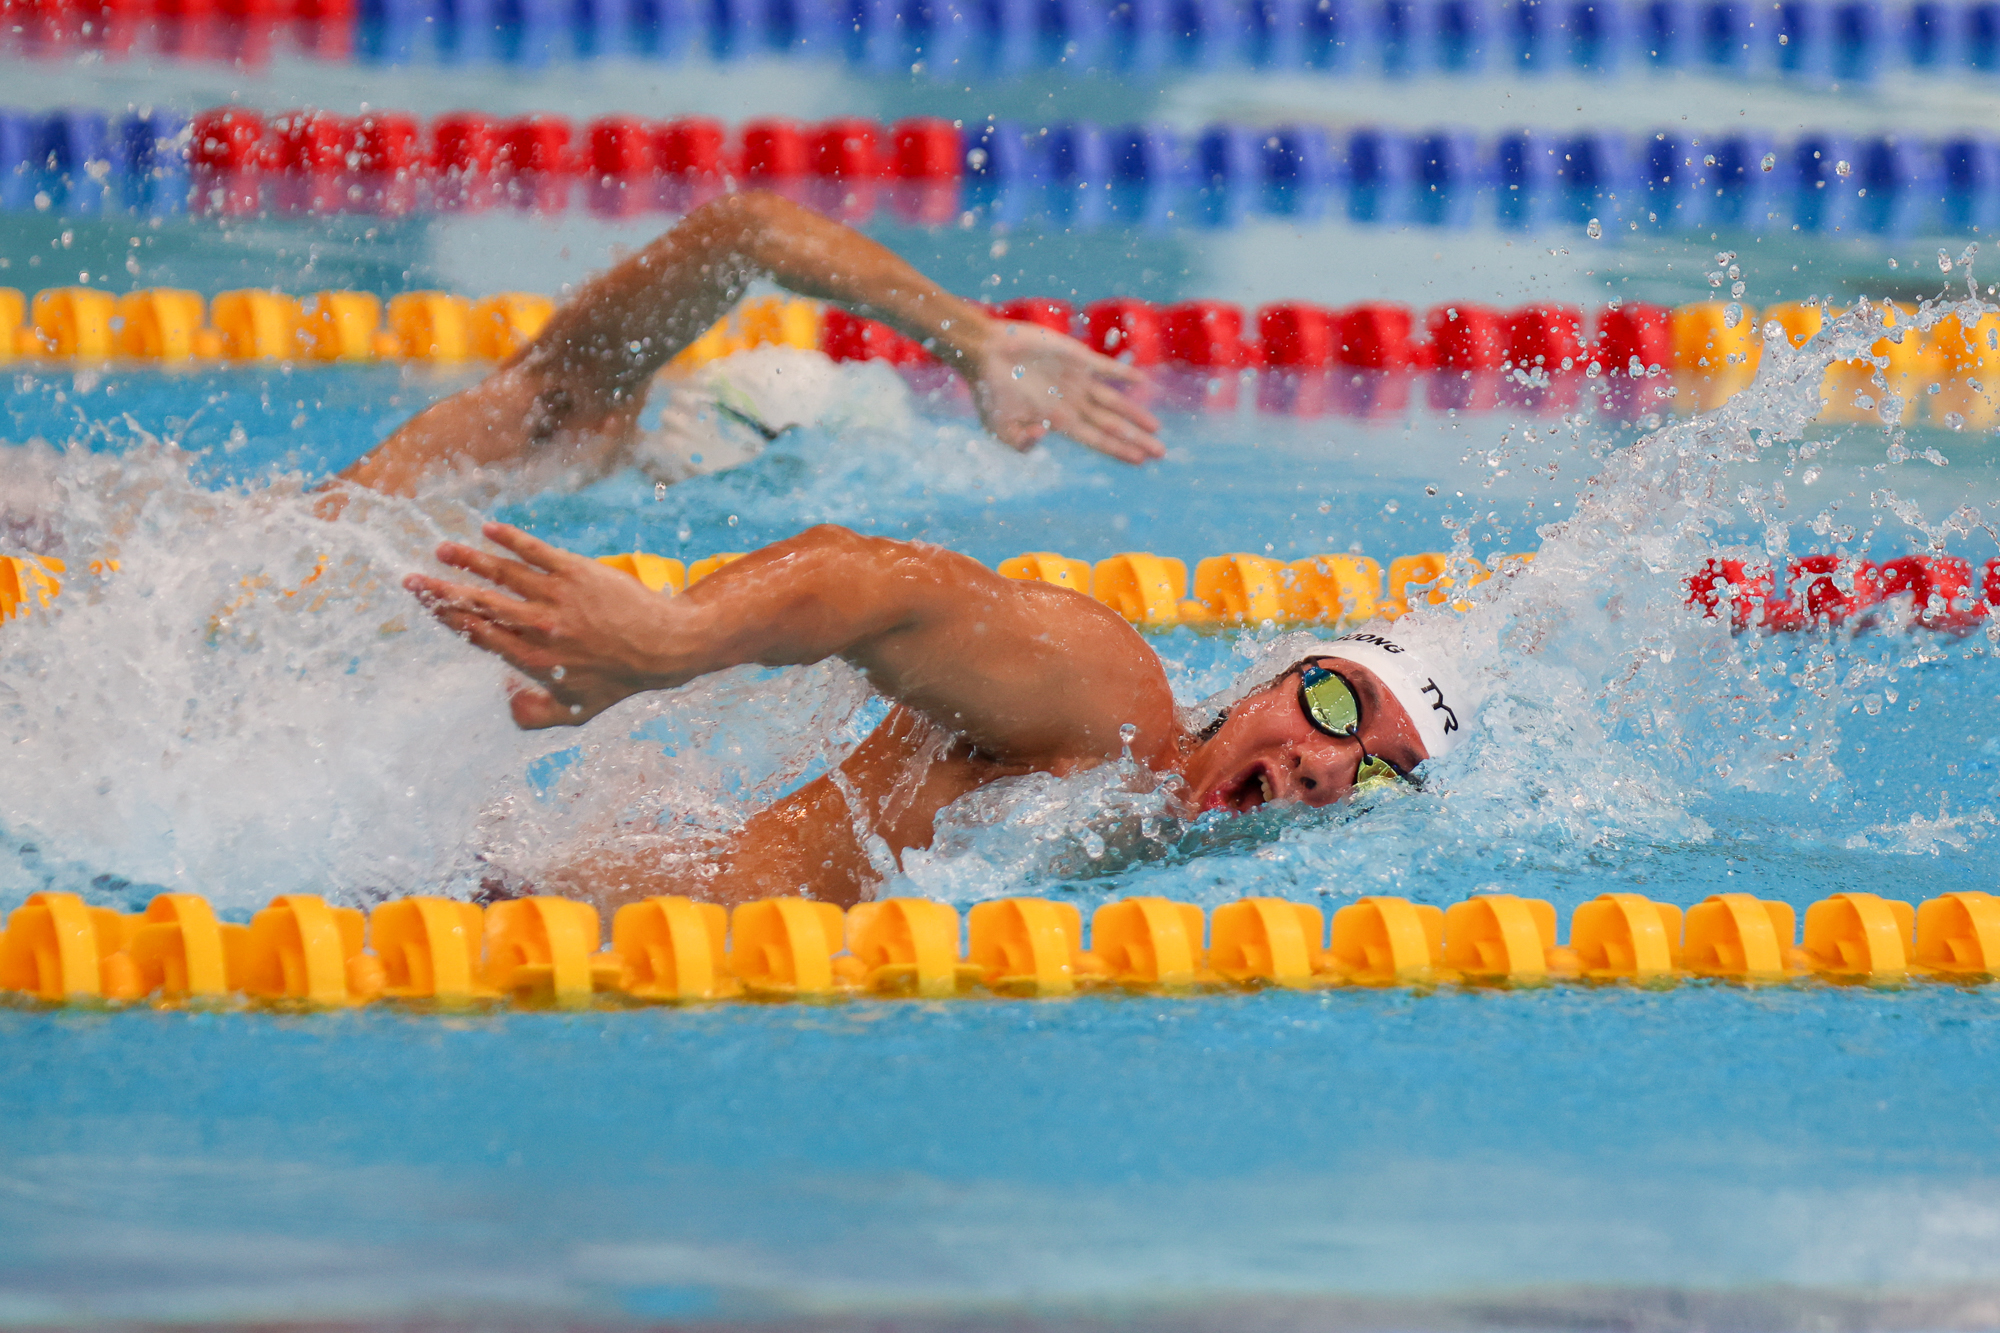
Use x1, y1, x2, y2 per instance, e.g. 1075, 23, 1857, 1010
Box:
1075, 386, 1165, 462
481, 521, 590, 576
1087, 377, 1162, 439
1080, 349, 1148, 391
405, 573, 547, 635
1048, 391, 1164, 464
437, 611, 579, 703
506, 685, 573, 730
434, 542, 554, 602
1057, 412, 1153, 465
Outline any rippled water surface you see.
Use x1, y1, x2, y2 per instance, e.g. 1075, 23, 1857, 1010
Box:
5, 288, 2000, 1323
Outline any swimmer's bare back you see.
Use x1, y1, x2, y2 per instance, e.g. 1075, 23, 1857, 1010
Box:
408, 522, 1186, 908
334, 191, 1163, 501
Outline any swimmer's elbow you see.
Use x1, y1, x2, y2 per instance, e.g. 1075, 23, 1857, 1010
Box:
790, 523, 869, 558
681, 189, 802, 252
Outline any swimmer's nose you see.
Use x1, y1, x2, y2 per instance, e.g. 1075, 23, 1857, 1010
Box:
1291, 741, 1356, 806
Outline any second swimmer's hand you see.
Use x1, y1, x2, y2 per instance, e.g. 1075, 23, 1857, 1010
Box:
964, 319, 1164, 464
405, 522, 675, 730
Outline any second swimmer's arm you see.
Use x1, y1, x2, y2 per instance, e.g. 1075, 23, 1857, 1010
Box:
342, 192, 1160, 496
513, 190, 1160, 461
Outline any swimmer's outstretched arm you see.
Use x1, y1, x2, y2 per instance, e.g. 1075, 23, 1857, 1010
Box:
408, 520, 1179, 768
340, 191, 1163, 497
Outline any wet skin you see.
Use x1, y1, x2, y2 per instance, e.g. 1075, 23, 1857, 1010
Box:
411, 524, 1427, 909
1181, 661, 1430, 815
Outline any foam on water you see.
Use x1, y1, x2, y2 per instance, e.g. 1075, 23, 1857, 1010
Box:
3, 289, 1999, 916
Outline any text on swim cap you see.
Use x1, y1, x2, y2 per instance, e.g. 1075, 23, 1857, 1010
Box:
1419, 679, 1459, 734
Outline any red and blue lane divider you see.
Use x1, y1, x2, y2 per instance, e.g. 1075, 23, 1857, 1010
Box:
13, 104, 1991, 239
1, 0, 1990, 82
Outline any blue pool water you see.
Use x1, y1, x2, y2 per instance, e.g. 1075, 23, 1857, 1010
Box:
8, 323, 2000, 1325
6, 982, 2000, 1323
10, 33, 2000, 1328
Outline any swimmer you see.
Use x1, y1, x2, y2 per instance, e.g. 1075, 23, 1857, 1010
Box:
407, 523, 1478, 909
335, 190, 1164, 499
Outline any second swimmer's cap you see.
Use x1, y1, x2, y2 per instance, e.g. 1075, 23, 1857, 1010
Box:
1317, 629, 1475, 761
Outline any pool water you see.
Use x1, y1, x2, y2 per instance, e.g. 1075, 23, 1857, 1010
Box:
6, 984, 2000, 1326
7, 295, 2000, 1324
10, 28, 2000, 1318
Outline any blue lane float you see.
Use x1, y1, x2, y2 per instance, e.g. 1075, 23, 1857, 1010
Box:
12, 0, 2000, 77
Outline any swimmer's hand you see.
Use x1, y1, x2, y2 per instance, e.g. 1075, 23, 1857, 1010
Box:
962, 319, 1164, 465
405, 522, 673, 729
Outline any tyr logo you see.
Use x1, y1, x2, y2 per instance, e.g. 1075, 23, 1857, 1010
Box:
1420, 678, 1459, 733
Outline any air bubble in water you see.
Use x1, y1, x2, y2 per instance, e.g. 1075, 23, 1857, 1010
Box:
1586, 218, 1603, 239
1761, 154, 1776, 172
1724, 303, 1744, 328
1835, 159, 1852, 177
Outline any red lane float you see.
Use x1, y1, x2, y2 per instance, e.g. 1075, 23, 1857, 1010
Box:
190, 107, 966, 186
822, 297, 1678, 384
1688, 554, 1995, 634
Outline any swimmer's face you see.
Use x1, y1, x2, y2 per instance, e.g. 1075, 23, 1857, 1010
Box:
1182, 659, 1428, 815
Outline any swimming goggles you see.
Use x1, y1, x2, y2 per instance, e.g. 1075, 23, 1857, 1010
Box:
1297, 662, 1415, 791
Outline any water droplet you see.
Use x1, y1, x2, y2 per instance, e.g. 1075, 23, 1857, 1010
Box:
726, 514, 739, 527
654, 483, 667, 501
1011, 365, 1025, 379
1724, 303, 1744, 328
1760, 154, 1776, 172
1118, 722, 1137, 750
550, 665, 565, 680
1586, 218, 1603, 239
1940, 248, 1955, 272
1835, 159, 1852, 177
1425, 484, 1439, 496
1731, 281, 1746, 299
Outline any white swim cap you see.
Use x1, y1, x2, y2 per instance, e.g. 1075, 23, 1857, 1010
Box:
1318, 628, 1476, 760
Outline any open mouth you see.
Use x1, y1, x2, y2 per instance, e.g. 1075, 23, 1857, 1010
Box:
1205, 761, 1277, 814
